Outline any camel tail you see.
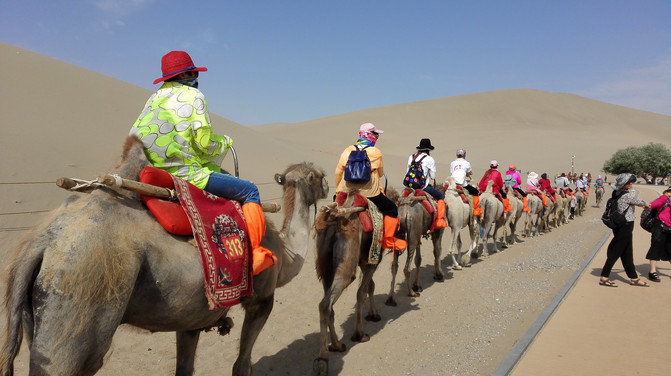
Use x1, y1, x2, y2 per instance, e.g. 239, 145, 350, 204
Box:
0, 239, 44, 376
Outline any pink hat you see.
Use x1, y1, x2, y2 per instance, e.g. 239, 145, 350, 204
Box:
490, 160, 498, 168
359, 122, 384, 134
153, 51, 208, 84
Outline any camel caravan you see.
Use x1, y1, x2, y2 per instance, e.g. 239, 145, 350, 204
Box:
1, 134, 600, 376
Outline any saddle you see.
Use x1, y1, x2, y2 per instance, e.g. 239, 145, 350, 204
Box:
335, 192, 376, 232
400, 188, 437, 213
334, 192, 384, 264
453, 185, 470, 204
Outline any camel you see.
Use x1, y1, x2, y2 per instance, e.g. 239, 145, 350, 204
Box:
524, 194, 544, 237
501, 186, 526, 247
385, 188, 445, 307
575, 190, 588, 216
474, 181, 506, 258
441, 178, 478, 269
0, 136, 329, 376
313, 192, 385, 376
539, 194, 556, 233
595, 186, 605, 207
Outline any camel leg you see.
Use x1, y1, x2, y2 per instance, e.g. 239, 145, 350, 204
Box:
365, 267, 381, 322
352, 264, 378, 342
431, 230, 445, 280
175, 330, 200, 376
233, 295, 275, 376
411, 243, 423, 294
386, 250, 401, 306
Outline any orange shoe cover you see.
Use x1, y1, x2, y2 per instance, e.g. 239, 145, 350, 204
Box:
503, 198, 512, 213
382, 216, 407, 251
434, 199, 448, 228
472, 195, 484, 216
242, 202, 277, 275
541, 194, 548, 207
522, 196, 530, 212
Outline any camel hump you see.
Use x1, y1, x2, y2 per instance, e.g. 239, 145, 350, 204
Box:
114, 135, 150, 181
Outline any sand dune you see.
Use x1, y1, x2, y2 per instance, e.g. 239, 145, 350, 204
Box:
2, 40, 670, 248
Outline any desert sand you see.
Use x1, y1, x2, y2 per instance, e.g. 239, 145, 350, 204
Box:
1, 42, 671, 375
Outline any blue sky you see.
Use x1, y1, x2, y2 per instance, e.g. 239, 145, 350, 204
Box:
2, 0, 670, 126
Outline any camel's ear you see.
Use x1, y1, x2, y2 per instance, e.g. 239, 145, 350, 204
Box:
275, 173, 286, 185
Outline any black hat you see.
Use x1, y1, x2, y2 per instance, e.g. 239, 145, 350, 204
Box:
416, 138, 435, 151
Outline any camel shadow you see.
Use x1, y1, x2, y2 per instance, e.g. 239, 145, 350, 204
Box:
251, 294, 420, 375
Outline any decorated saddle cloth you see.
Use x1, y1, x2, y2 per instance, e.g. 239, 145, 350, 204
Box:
400, 188, 439, 232
139, 166, 253, 310
334, 192, 384, 264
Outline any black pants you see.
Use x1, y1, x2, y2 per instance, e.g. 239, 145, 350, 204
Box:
462, 184, 479, 196
601, 222, 638, 279
514, 187, 527, 197
423, 185, 444, 200
368, 193, 398, 217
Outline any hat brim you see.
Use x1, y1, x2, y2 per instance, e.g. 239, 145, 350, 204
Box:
153, 66, 208, 85
416, 146, 434, 150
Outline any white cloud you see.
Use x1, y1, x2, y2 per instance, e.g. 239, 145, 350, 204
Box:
94, 0, 153, 15
578, 56, 671, 116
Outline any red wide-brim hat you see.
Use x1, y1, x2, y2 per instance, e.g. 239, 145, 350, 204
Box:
153, 51, 208, 84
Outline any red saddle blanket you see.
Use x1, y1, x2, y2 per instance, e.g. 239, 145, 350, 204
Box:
140, 167, 253, 309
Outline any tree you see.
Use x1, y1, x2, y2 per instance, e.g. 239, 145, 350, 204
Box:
603, 143, 671, 183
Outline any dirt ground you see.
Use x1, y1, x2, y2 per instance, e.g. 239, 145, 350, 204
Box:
2, 195, 610, 376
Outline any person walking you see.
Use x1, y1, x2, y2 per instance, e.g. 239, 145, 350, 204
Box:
645, 187, 671, 282
130, 50, 275, 275
599, 173, 650, 287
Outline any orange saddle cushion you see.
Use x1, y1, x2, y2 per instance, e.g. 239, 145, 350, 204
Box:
139, 166, 192, 236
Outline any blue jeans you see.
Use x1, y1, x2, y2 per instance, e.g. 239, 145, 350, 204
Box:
424, 185, 444, 200
204, 172, 260, 204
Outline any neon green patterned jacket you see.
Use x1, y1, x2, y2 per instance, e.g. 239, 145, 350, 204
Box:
130, 82, 232, 189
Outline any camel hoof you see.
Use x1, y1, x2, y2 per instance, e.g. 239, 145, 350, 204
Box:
452, 264, 463, 271
352, 333, 371, 342
365, 313, 381, 322
385, 297, 398, 306
434, 273, 444, 282
412, 285, 423, 293
313, 359, 329, 376
328, 343, 346, 352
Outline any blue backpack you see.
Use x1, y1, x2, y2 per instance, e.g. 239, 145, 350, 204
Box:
344, 145, 371, 183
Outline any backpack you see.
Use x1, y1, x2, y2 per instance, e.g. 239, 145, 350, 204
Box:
344, 145, 371, 183
601, 190, 627, 229
403, 154, 428, 188
504, 174, 516, 188
640, 197, 670, 232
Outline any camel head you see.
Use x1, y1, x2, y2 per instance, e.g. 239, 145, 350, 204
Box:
274, 162, 328, 207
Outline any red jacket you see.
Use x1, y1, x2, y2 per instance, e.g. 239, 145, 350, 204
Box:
538, 178, 556, 194
478, 169, 503, 193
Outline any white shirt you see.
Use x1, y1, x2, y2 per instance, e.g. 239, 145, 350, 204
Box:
450, 157, 471, 186
555, 176, 570, 189
407, 152, 436, 188
575, 179, 587, 189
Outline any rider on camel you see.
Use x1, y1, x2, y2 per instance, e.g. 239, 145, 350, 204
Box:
478, 160, 512, 213
527, 171, 548, 207
405, 138, 447, 228
505, 164, 530, 212
130, 51, 275, 275
335, 123, 407, 252
449, 148, 483, 215
538, 173, 557, 204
